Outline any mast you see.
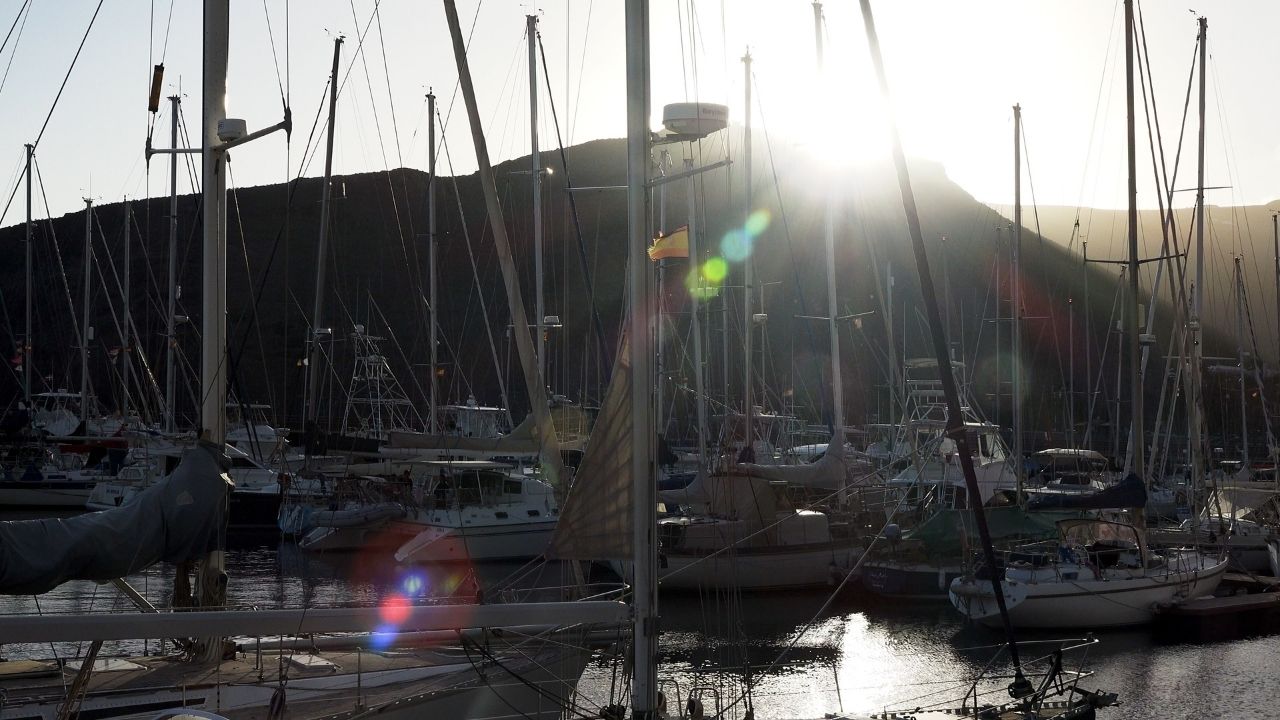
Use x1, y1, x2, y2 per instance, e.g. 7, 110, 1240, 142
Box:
741, 48, 754, 460
80, 199, 93, 425
1235, 257, 1248, 468
165, 96, 180, 433
427, 89, 438, 433
304, 37, 343, 447
196, 0, 231, 645
814, 1, 844, 452
1012, 104, 1024, 503
1188, 15, 1207, 496
528, 13, 546, 385
655, 150, 667, 434
624, 0, 657, 715
121, 198, 131, 421
1083, 239, 1092, 450
23, 143, 32, 406
857, 0, 1030, 694
685, 157, 708, 468
1124, 0, 1144, 481
442, 0, 566, 495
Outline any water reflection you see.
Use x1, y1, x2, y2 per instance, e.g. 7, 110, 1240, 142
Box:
0, 530, 1273, 718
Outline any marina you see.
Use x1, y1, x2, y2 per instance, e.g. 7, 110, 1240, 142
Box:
1, 0, 1280, 717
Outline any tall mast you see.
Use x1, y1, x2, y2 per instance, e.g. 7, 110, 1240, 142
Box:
528, 13, 546, 385
165, 96, 180, 433
1083, 239, 1091, 449
80, 199, 93, 425
685, 157, 708, 468
121, 198, 131, 421
1124, 0, 1144, 481
304, 37, 343, 446
1012, 104, 1024, 503
1188, 16, 1207, 495
196, 0, 231, 648
857, 0, 1030, 693
814, 1, 844, 449
427, 89, 438, 433
201, 0, 230, 443
1235, 257, 1248, 468
741, 48, 754, 459
23, 143, 32, 406
623, 1, 657, 714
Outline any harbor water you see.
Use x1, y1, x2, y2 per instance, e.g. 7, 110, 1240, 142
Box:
1, 528, 1274, 719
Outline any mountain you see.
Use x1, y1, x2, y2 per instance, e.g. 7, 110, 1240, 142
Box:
0, 136, 1258, 456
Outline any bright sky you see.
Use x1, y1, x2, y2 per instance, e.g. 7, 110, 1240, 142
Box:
0, 0, 1277, 223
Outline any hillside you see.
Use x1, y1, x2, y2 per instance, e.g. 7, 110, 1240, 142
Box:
0, 136, 1255, 453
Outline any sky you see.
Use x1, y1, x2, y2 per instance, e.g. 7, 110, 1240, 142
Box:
0, 0, 1278, 224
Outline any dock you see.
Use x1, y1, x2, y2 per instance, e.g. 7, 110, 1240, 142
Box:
1154, 591, 1280, 642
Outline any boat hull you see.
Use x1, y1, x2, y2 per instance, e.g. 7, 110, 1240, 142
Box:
860, 560, 963, 600
0, 481, 93, 508
950, 555, 1230, 628
392, 520, 558, 563
641, 541, 863, 591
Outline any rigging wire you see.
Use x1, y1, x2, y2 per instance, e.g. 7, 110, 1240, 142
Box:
0, 0, 105, 227
0, 0, 31, 102
535, 30, 611, 371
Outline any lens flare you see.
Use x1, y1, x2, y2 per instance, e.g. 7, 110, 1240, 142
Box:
401, 571, 426, 596
702, 257, 728, 283
370, 623, 397, 651
379, 593, 412, 625
744, 209, 771, 237
720, 229, 752, 262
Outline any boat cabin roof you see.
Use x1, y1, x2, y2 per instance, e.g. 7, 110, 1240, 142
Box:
1036, 448, 1107, 460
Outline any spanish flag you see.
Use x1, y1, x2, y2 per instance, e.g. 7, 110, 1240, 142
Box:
648, 225, 690, 261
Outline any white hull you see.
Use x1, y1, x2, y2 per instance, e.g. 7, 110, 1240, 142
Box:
616, 541, 862, 591
393, 519, 558, 563
950, 555, 1229, 628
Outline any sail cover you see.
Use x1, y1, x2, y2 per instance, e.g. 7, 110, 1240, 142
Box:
1026, 472, 1147, 511
547, 335, 632, 561
0, 442, 231, 594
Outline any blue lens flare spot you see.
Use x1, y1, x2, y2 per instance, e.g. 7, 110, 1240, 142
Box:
720, 230, 751, 263
401, 572, 426, 596
370, 623, 397, 651
744, 209, 771, 237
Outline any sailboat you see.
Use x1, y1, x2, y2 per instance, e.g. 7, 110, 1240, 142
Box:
0, 5, 631, 718
950, 1, 1227, 630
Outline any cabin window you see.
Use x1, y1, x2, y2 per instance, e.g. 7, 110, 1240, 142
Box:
495, 511, 508, 519
503, 480, 523, 496
528, 510, 540, 517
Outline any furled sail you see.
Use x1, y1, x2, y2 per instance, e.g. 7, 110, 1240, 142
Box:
0, 442, 231, 594
547, 335, 633, 561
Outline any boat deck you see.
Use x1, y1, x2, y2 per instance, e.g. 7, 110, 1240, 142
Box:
0, 638, 594, 720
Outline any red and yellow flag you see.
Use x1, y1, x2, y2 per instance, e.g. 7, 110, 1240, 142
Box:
648, 225, 690, 261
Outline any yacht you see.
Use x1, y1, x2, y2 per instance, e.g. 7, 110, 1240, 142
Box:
949, 518, 1228, 628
